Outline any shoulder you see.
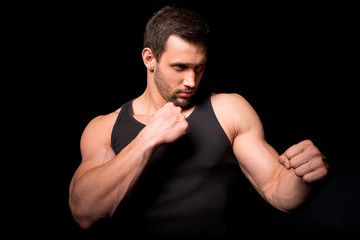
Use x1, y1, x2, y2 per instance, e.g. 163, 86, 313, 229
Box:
211, 93, 250, 110
80, 108, 121, 147
210, 93, 258, 121
210, 93, 263, 140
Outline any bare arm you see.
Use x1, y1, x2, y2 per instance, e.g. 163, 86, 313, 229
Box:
233, 131, 314, 211
212, 93, 328, 212
69, 103, 188, 229
69, 113, 155, 229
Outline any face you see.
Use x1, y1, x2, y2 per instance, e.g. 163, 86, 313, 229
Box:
153, 35, 207, 108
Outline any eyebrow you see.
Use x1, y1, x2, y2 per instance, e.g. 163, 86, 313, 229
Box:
170, 59, 207, 67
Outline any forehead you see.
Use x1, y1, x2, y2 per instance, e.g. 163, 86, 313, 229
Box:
160, 35, 207, 64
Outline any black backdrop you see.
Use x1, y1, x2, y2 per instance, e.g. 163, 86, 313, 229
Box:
20, 1, 359, 238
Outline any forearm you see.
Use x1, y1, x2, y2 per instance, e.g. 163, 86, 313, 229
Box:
270, 168, 312, 212
70, 102, 189, 228
69, 135, 157, 229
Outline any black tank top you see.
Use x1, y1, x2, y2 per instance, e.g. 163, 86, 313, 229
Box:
107, 95, 246, 238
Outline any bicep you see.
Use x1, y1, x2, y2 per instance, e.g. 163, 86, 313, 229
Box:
214, 93, 284, 198
233, 128, 282, 199
73, 116, 116, 182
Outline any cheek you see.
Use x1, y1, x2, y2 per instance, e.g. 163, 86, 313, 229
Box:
165, 71, 185, 87
195, 73, 203, 85
155, 69, 176, 93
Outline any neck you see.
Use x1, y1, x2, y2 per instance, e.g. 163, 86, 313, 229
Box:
133, 87, 167, 115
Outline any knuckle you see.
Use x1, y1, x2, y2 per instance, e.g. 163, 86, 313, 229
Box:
182, 119, 189, 128
303, 174, 312, 183
284, 151, 291, 160
184, 125, 189, 133
182, 120, 189, 130
290, 161, 299, 170
302, 139, 313, 146
309, 146, 321, 159
318, 167, 328, 177
278, 155, 285, 163
167, 102, 175, 107
162, 102, 172, 111
307, 146, 318, 155
322, 167, 329, 177
294, 168, 303, 178
170, 105, 181, 113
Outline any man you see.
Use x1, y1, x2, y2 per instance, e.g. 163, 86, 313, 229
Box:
69, 6, 328, 238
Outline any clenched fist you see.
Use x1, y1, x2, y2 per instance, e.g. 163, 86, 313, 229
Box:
145, 102, 189, 146
279, 140, 328, 183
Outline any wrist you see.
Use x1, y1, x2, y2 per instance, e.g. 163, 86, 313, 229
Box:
136, 127, 162, 154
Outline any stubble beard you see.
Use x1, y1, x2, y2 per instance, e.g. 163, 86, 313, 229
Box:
154, 68, 192, 108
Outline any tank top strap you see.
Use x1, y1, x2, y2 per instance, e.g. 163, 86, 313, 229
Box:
189, 94, 231, 146
111, 99, 144, 154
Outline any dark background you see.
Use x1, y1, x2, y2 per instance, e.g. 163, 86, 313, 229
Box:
16, 0, 359, 238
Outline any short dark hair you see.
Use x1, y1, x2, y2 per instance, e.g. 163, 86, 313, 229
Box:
143, 6, 210, 61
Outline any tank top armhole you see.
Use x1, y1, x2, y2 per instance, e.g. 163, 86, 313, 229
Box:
208, 96, 232, 146
110, 104, 128, 150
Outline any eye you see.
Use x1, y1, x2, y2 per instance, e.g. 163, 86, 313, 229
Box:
194, 64, 204, 73
174, 65, 186, 71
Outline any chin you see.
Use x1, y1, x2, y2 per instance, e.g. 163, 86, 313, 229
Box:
171, 97, 191, 108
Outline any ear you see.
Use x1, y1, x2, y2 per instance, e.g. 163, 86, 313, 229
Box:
142, 48, 156, 72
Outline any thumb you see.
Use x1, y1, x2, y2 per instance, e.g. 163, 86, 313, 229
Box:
279, 153, 291, 170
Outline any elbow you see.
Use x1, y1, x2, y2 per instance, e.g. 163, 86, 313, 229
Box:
269, 194, 306, 213
74, 215, 93, 230
69, 197, 116, 230
68, 182, 118, 229
70, 205, 97, 230
263, 188, 303, 213
274, 204, 296, 213
69, 198, 97, 230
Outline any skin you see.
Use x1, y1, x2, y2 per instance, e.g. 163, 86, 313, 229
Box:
69, 35, 328, 229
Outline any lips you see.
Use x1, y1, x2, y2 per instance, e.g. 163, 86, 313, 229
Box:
179, 91, 193, 97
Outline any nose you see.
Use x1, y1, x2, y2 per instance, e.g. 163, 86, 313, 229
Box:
183, 70, 196, 88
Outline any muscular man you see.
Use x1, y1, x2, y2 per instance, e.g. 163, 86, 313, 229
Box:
69, 6, 328, 238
